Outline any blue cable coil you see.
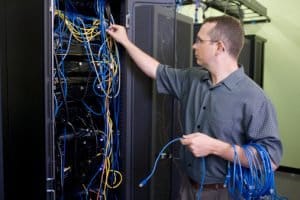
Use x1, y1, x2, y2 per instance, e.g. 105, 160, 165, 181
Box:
225, 143, 287, 200
139, 138, 287, 200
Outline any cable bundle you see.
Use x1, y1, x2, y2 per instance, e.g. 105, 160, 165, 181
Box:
225, 144, 285, 200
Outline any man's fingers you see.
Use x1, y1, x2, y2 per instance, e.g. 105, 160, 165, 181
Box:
107, 24, 118, 32
181, 133, 202, 146
182, 133, 198, 139
181, 137, 193, 145
180, 138, 187, 145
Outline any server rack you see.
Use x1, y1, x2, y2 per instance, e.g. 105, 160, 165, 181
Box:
0, 0, 49, 199
49, 1, 127, 199
239, 35, 266, 87
125, 1, 193, 200
0, 1, 5, 199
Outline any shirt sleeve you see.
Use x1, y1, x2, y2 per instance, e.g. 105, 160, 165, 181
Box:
246, 99, 283, 166
155, 64, 186, 99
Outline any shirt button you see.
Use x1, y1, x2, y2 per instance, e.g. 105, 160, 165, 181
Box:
187, 163, 192, 167
197, 125, 201, 129
203, 106, 206, 110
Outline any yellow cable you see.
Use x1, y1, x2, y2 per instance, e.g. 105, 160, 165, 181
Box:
106, 170, 123, 189
55, 10, 100, 42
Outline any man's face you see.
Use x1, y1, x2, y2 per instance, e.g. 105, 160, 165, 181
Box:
192, 23, 217, 67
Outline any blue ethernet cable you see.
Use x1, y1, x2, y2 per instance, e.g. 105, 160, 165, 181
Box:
196, 156, 206, 200
138, 137, 182, 187
139, 137, 206, 200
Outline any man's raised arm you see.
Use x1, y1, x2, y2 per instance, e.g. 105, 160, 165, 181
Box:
106, 24, 159, 79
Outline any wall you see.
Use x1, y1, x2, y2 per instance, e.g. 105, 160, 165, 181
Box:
244, 0, 300, 169
178, 1, 300, 169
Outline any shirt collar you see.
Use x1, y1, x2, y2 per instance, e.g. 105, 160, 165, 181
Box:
201, 66, 245, 91
222, 66, 245, 90
201, 69, 210, 81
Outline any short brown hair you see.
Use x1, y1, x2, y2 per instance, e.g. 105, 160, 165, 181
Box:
203, 15, 244, 59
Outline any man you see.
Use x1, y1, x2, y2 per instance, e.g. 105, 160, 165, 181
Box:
107, 15, 283, 200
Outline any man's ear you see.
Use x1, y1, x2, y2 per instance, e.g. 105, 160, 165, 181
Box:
217, 40, 225, 52
215, 40, 225, 56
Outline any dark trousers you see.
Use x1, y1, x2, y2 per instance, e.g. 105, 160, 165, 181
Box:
177, 174, 232, 200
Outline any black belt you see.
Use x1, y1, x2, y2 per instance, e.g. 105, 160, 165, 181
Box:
189, 178, 225, 190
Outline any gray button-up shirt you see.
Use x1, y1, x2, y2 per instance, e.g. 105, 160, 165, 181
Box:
156, 64, 283, 184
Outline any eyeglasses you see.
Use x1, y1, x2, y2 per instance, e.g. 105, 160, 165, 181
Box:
194, 37, 218, 44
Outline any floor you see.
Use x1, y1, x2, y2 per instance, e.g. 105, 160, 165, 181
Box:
275, 171, 300, 200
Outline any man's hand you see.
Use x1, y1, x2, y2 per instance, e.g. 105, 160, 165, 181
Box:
106, 24, 159, 79
106, 24, 129, 46
181, 132, 216, 157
